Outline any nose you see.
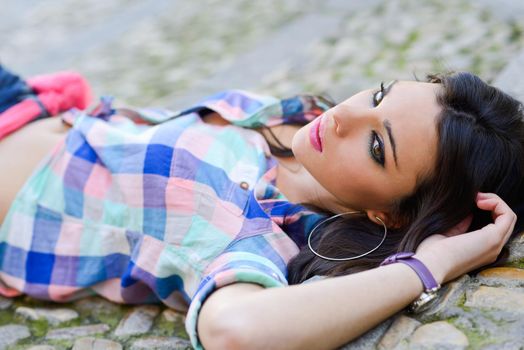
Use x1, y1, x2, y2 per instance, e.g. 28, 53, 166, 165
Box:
332, 103, 377, 137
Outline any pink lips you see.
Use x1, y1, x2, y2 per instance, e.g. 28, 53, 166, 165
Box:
309, 116, 323, 152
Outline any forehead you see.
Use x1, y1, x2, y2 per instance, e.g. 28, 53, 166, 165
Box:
384, 81, 441, 184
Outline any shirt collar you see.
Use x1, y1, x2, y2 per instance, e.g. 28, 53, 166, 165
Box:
253, 155, 326, 247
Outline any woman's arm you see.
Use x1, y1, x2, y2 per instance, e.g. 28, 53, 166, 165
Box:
199, 262, 424, 350
198, 193, 516, 350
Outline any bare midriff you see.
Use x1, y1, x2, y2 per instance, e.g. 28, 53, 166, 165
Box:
0, 117, 70, 223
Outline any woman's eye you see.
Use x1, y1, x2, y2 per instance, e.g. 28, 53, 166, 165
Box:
372, 82, 386, 107
369, 132, 385, 166
372, 139, 382, 158
372, 90, 383, 106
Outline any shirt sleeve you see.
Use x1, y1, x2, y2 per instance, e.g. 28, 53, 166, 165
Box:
185, 229, 296, 350
133, 90, 330, 128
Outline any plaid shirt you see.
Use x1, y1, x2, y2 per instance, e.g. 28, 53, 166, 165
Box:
0, 90, 329, 349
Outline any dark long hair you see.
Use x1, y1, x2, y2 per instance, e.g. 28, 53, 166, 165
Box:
281, 72, 524, 284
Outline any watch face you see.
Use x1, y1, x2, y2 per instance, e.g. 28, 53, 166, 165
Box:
410, 291, 439, 314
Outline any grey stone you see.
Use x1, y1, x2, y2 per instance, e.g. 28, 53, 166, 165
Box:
507, 231, 524, 264
494, 48, 524, 102
72, 337, 123, 350
483, 340, 524, 350
324, 0, 384, 12
114, 305, 160, 337
477, 267, 524, 288
409, 321, 469, 350
340, 318, 394, 350
130, 337, 191, 350
26, 346, 57, 350
465, 286, 524, 313
450, 310, 524, 348
475, 0, 524, 21
0, 324, 31, 349
74, 296, 121, 316
0, 296, 13, 310
161, 309, 186, 324
329, 39, 359, 65
16, 306, 79, 325
377, 315, 421, 350
46, 324, 110, 340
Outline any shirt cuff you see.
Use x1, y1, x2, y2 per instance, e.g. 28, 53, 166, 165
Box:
185, 252, 287, 350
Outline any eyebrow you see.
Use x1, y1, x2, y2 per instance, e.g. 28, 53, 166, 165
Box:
380, 80, 399, 168
384, 119, 398, 168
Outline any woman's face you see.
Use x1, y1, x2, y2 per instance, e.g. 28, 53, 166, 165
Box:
292, 80, 442, 221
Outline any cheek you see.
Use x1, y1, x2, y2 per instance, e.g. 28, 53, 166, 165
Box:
326, 155, 399, 209
321, 159, 385, 207
335, 172, 386, 208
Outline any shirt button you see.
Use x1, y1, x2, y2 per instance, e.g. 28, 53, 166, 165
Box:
239, 181, 249, 190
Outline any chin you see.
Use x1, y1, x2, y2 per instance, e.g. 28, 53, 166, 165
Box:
291, 126, 307, 160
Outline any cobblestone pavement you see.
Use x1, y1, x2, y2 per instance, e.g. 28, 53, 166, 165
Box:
1, 0, 524, 349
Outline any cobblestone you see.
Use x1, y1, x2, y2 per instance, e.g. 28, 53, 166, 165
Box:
507, 231, 524, 263
161, 309, 186, 324
478, 267, 524, 288
478, 267, 524, 280
113, 305, 160, 337
15, 306, 79, 325
0, 324, 31, 349
46, 324, 111, 340
340, 318, 393, 350
72, 337, 123, 350
74, 297, 121, 313
0, 296, 13, 310
130, 337, 192, 350
1, 0, 524, 349
26, 346, 57, 350
465, 286, 524, 313
377, 315, 421, 350
409, 321, 469, 349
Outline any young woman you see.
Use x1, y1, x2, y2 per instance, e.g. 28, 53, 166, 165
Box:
0, 69, 522, 350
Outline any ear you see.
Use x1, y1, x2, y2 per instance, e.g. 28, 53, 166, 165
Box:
365, 210, 402, 229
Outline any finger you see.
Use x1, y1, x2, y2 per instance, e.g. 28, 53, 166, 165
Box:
476, 195, 510, 217
496, 216, 517, 246
476, 192, 497, 200
501, 209, 517, 243
476, 195, 516, 241
476, 192, 490, 200
476, 198, 506, 221
476, 197, 499, 214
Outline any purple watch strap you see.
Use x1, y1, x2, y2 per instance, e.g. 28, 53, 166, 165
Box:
380, 252, 440, 291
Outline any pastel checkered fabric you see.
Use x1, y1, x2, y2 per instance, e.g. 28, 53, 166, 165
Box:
0, 90, 329, 349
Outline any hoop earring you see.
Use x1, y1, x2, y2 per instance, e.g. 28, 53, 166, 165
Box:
307, 211, 388, 261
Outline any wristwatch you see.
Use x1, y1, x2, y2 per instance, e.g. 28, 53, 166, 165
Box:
380, 252, 441, 313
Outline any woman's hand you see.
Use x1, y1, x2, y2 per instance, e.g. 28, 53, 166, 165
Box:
415, 192, 517, 285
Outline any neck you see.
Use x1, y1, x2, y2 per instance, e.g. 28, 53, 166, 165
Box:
274, 156, 350, 214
